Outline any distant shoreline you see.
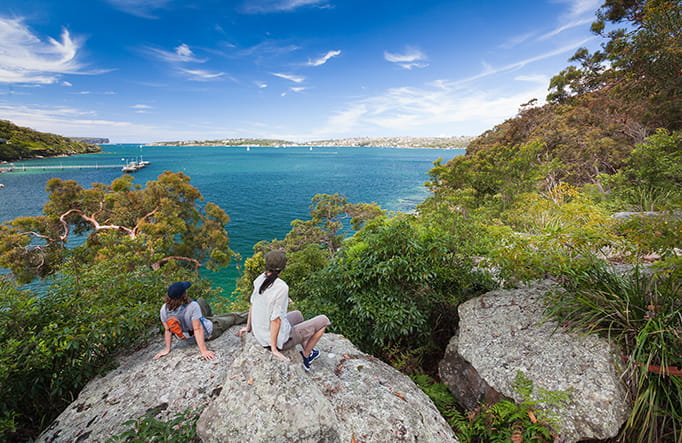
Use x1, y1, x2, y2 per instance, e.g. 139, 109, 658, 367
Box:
144, 136, 474, 150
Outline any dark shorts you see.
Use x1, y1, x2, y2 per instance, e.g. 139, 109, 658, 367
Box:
281, 310, 330, 350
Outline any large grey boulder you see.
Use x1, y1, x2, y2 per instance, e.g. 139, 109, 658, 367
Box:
197, 332, 456, 442
38, 326, 456, 442
439, 280, 631, 442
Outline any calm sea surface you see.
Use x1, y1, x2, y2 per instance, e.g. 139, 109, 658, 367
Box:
0, 144, 464, 295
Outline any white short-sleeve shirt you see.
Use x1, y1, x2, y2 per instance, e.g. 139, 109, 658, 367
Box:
250, 273, 291, 349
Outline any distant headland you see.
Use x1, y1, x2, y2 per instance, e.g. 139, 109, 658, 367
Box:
0, 120, 102, 162
68, 137, 110, 145
145, 136, 474, 149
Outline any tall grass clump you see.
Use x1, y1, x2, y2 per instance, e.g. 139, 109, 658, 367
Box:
545, 263, 682, 442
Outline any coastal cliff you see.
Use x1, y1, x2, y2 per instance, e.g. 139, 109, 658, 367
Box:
0, 120, 101, 162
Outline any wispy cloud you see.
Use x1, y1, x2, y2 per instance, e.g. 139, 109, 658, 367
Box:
499, 31, 537, 49
539, 17, 594, 40
147, 43, 206, 63
104, 0, 173, 19
0, 17, 88, 84
272, 72, 305, 83
538, 0, 600, 40
0, 102, 153, 137
306, 50, 341, 66
131, 104, 153, 113
514, 74, 550, 84
241, 0, 331, 14
384, 46, 428, 70
557, 0, 601, 18
314, 81, 546, 138
457, 38, 593, 85
179, 68, 227, 81
238, 40, 300, 57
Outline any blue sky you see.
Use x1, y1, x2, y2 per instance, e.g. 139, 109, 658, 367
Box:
0, 0, 602, 143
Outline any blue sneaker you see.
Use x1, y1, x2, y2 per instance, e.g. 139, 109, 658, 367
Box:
300, 349, 320, 371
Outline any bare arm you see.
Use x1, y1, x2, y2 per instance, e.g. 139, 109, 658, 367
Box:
269, 317, 289, 361
153, 321, 173, 360
237, 305, 253, 336
192, 318, 216, 360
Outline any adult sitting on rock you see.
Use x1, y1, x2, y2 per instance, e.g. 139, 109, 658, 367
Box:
153, 281, 247, 361
237, 250, 331, 371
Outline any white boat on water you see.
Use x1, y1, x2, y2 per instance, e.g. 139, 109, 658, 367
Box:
122, 161, 139, 172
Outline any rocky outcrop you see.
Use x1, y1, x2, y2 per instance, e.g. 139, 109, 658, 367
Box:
38, 327, 456, 442
439, 280, 631, 442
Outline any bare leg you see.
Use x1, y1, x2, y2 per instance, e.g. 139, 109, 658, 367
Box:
302, 327, 326, 358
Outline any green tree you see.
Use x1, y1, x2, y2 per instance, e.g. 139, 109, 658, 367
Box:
231, 194, 383, 307
0, 172, 232, 284
548, 0, 682, 130
601, 129, 682, 210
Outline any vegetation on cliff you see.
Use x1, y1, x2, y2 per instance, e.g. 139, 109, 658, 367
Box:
0, 120, 101, 162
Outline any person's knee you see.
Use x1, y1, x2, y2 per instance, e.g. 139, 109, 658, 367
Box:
317, 315, 331, 328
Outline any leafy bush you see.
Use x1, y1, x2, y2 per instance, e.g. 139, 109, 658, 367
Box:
545, 263, 682, 442
413, 372, 567, 443
106, 406, 203, 443
297, 215, 495, 364
601, 129, 682, 211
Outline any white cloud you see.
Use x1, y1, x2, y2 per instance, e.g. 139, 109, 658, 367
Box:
384, 46, 428, 70
62, 81, 72, 87
179, 68, 226, 81
147, 43, 206, 63
241, 0, 331, 14
514, 74, 550, 85
538, 17, 593, 40
556, 0, 601, 19
462, 39, 593, 85
131, 104, 153, 109
307, 50, 341, 66
272, 72, 305, 83
105, 0, 172, 19
314, 81, 547, 138
499, 31, 537, 49
290, 86, 306, 93
255, 81, 268, 88
239, 40, 300, 57
0, 17, 87, 84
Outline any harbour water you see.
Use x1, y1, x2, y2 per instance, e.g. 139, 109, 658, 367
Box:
0, 144, 465, 295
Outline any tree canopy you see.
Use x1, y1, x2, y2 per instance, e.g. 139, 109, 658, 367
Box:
0, 171, 232, 284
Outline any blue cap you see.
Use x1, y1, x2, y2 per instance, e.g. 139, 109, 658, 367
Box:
167, 281, 191, 299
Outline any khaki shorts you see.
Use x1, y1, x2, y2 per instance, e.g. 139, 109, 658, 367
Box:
281, 310, 331, 350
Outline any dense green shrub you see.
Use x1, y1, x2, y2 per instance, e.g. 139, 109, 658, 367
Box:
296, 215, 495, 362
601, 129, 682, 211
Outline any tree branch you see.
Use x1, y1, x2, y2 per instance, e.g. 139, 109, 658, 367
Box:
151, 256, 201, 274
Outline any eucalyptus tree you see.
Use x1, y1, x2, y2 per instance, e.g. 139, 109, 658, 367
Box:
0, 171, 232, 283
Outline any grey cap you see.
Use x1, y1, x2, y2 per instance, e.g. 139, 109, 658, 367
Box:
265, 249, 287, 272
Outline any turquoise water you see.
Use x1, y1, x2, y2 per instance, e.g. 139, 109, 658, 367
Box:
0, 144, 464, 294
